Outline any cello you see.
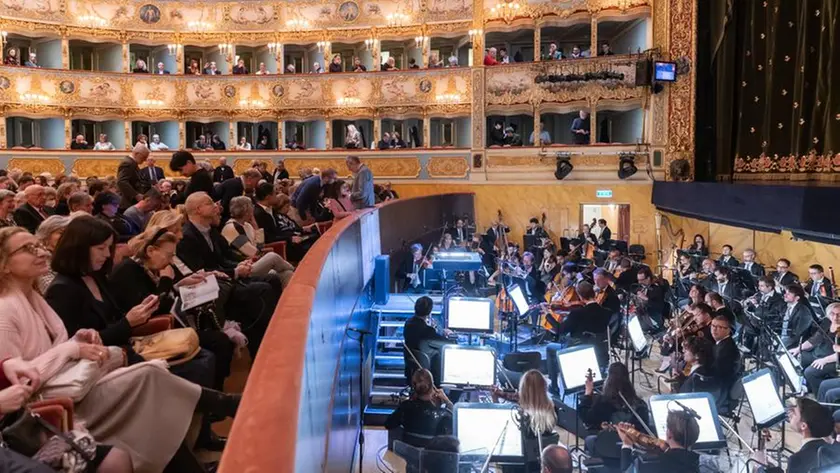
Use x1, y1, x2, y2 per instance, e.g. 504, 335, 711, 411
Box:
494, 210, 515, 315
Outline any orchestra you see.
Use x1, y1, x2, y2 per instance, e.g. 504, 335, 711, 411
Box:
388, 214, 840, 473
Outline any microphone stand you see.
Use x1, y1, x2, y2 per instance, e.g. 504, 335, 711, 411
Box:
349, 329, 368, 473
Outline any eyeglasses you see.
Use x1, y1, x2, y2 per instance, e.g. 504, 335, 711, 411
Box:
9, 242, 46, 257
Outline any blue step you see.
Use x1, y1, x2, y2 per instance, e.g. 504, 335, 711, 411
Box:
375, 354, 405, 369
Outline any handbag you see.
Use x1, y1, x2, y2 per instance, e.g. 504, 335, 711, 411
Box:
38, 346, 126, 402
32, 430, 97, 473
0, 408, 94, 469
0, 409, 48, 457
130, 327, 200, 366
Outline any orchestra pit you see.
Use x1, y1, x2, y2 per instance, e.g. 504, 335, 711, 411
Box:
0, 0, 838, 473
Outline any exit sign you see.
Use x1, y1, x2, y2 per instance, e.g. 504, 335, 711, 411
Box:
596, 189, 613, 198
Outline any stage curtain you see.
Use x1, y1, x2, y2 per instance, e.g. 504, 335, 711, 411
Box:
711, 0, 839, 173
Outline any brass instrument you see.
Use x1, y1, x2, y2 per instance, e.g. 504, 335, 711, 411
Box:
601, 422, 669, 452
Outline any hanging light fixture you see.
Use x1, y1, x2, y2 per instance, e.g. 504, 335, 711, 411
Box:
488, 0, 523, 23
317, 41, 331, 52
167, 44, 181, 56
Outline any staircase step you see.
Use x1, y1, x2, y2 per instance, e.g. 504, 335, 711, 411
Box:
377, 336, 404, 345
379, 321, 404, 328
363, 406, 396, 426
373, 371, 406, 380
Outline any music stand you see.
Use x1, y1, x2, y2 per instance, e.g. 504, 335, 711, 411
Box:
440, 344, 496, 389
523, 235, 540, 250
454, 403, 524, 465
742, 368, 787, 429
548, 344, 604, 450
446, 297, 494, 336
648, 393, 726, 451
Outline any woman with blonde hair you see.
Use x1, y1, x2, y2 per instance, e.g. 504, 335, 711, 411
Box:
0, 226, 240, 473
516, 369, 557, 438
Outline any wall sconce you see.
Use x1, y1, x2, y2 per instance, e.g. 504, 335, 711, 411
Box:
435, 93, 461, 103
0, 31, 7, 41
386, 13, 408, 26
138, 99, 164, 107
364, 38, 378, 51
78, 15, 107, 27
488, 0, 523, 22
286, 19, 310, 31
187, 21, 213, 30
317, 41, 331, 53
218, 43, 234, 57
166, 44, 181, 56
20, 93, 49, 103
267, 42, 282, 60
414, 36, 429, 49
468, 28, 483, 39
336, 97, 361, 106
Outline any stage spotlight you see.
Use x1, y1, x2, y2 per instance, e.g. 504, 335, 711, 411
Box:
618, 153, 637, 179
554, 152, 573, 180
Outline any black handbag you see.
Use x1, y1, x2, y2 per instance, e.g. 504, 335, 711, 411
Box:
0, 408, 45, 457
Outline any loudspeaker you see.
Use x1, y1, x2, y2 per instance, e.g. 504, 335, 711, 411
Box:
635, 59, 652, 86
374, 255, 390, 305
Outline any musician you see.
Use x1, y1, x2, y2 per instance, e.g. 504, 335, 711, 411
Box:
593, 268, 620, 315
491, 369, 557, 440
577, 224, 598, 248
552, 282, 611, 365
790, 302, 840, 394
675, 336, 716, 395
449, 218, 469, 245
679, 283, 708, 310
709, 316, 739, 388
540, 247, 560, 287
688, 234, 708, 257
398, 243, 433, 293
740, 249, 765, 277
636, 267, 666, 330
674, 253, 696, 299
705, 292, 736, 326
404, 296, 453, 383
693, 258, 717, 292
526, 217, 548, 238
805, 264, 834, 301
603, 249, 622, 274
688, 302, 714, 341
614, 258, 636, 291
519, 251, 543, 303
596, 219, 612, 247
618, 410, 700, 472
745, 276, 785, 322
781, 284, 816, 349
771, 258, 799, 291
385, 368, 453, 442
486, 218, 510, 247
712, 267, 737, 301
717, 244, 739, 267
778, 398, 838, 473
439, 233, 458, 252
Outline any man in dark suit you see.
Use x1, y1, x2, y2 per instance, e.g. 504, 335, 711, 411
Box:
712, 267, 737, 302
448, 218, 470, 246
805, 264, 835, 301
404, 296, 453, 383
705, 292, 736, 326
710, 316, 739, 388
783, 398, 839, 473
551, 282, 611, 343
169, 150, 215, 202
13, 185, 51, 233
293, 169, 337, 221
740, 248, 765, 277
213, 157, 235, 183
177, 191, 281, 358
117, 143, 151, 210
596, 218, 611, 246
770, 258, 799, 291
619, 410, 700, 473
716, 244, 739, 267
142, 157, 165, 185
592, 269, 620, 314
155, 62, 170, 75
217, 168, 261, 221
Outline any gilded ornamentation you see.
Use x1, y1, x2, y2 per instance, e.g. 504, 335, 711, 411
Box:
665, 0, 695, 180
8, 158, 64, 177
59, 80, 75, 94
138, 4, 160, 24
224, 85, 236, 98
471, 67, 484, 150
284, 158, 350, 177
272, 84, 285, 98
365, 158, 422, 178
71, 158, 124, 178
734, 153, 840, 175
427, 156, 469, 178
419, 79, 432, 94
0, 76, 9, 90
232, 158, 274, 175
337, 1, 360, 22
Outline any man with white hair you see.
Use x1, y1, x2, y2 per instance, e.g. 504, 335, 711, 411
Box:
213, 156, 234, 183
148, 134, 169, 151
24, 52, 39, 68
13, 185, 50, 233
117, 143, 151, 210
218, 168, 262, 221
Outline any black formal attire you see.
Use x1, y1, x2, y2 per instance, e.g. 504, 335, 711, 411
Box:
805, 279, 835, 300
615, 269, 637, 291
771, 271, 799, 288
232, 65, 248, 75
397, 256, 429, 293
449, 226, 470, 246
0, 447, 59, 472
715, 306, 737, 326
12, 203, 49, 233
273, 168, 289, 182
143, 165, 165, 185
717, 255, 740, 267
679, 364, 720, 397
489, 127, 506, 146
70, 141, 89, 150
377, 139, 391, 150
712, 279, 737, 302
787, 439, 840, 473
621, 447, 699, 473
800, 318, 837, 393
639, 283, 666, 330
117, 156, 150, 210
504, 133, 522, 146
45, 273, 215, 388
186, 168, 215, 200
711, 336, 739, 388
213, 165, 235, 183
571, 117, 590, 144
254, 205, 316, 262
781, 302, 816, 349
328, 62, 342, 73
580, 394, 649, 433
384, 399, 452, 441
597, 284, 621, 315
553, 301, 611, 365
486, 225, 510, 248
740, 261, 766, 278
176, 221, 281, 358
404, 316, 452, 382
110, 257, 235, 390
95, 213, 140, 243
743, 291, 785, 349
211, 140, 226, 151
598, 226, 612, 244
293, 175, 325, 221
216, 177, 245, 221
53, 199, 70, 216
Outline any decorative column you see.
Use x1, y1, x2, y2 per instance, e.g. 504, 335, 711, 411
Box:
589, 103, 597, 145
276, 44, 285, 75
122, 42, 130, 73
533, 105, 541, 146
533, 21, 542, 61
0, 115, 7, 149
325, 119, 332, 150
373, 118, 381, 145
277, 119, 284, 149
470, 67, 485, 151
372, 41, 381, 71
124, 120, 132, 150
590, 17, 598, 57
422, 115, 431, 148
61, 37, 69, 69
228, 121, 236, 149
63, 117, 71, 149
471, 32, 484, 67
178, 121, 186, 150
174, 44, 183, 75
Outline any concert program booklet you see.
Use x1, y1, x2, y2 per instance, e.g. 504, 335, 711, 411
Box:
179, 274, 221, 310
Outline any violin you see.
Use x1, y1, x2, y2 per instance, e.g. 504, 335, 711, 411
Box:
602, 422, 669, 452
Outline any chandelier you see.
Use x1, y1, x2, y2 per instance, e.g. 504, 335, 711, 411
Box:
435, 93, 461, 103
78, 15, 107, 27
267, 42, 282, 59
364, 38, 378, 51
167, 44, 181, 56
20, 93, 49, 103
187, 21, 213, 30
336, 97, 361, 107
386, 13, 409, 26
317, 41, 331, 53
488, 0, 523, 23
239, 99, 266, 108
138, 99, 164, 107
414, 36, 429, 49
286, 19, 310, 31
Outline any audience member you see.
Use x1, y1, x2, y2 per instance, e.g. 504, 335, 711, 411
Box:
33, 214, 70, 292
570, 46, 584, 59
211, 135, 226, 150
408, 58, 419, 69
429, 53, 443, 68
285, 64, 296, 74
345, 124, 362, 149
117, 143, 151, 210
71, 134, 90, 149
4, 47, 19, 65
255, 62, 269, 75
382, 57, 398, 71
123, 188, 161, 231
213, 156, 235, 183
193, 135, 210, 150
218, 168, 261, 221
499, 48, 510, 64
447, 53, 458, 67
273, 160, 289, 182
203, 61, 220, 75
346, 156, 374, 209
155, 62, 170, 74
312, 62, 323, 74
329, 54, 343, 73
43, 186, 57, 210
293, 168, 337, 221
255, 190, 316, 262
235, 137, 252, 151
391, 131, 406, 148
93, 134, 115, 151
149, 134, 169, 151
484, 47, 499, 66
68, 190, 94, 214
54, 182, 78, 216
546, 42, 562, 60
93, 191, 139, 242
188, 59, 201, 75
13, 185, 50, 233
384, 368, 453, 443
132, 59, 148, 73
232, 58, 248, 75
571, 110, 591, 144
601, 42, 614, 56
144, 156, 165, 185
352, 57, 367, 72
170, 150, 215, 201
377, 132, 392, 150
503, 126, 522, 146
0, 190, 16, 227
324, 180, 354, 220
529, 122, 552, 145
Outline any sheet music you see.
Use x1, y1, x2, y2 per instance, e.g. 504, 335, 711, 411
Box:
457, 407, 522, 457
650, 397, 719, 443
743, 372, 785, 425
448, 298, 493, 331
442, 349, 495, 386
179, 274, 220, 311
557, 348, 603, 390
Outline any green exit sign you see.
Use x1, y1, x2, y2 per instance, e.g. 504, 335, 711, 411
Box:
596, 189, 613, 198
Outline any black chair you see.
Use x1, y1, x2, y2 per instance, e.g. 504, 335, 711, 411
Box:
628, 244, 646, 262
501, 351, 543, 388
404, 347, 432, 383
523, 431, 561, 471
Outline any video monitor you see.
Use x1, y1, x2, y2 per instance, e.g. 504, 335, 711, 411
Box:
776, 350, 804, 395
742, 368, 786, 428
654, 61, 677, 82
507, 284, 530, 316
454, 403, 523, 462
649, 393, 726, 451
447, 297, 494, 334
555, 345, 603, 392
441, 345, 496, 387
627, 316, 647, 352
